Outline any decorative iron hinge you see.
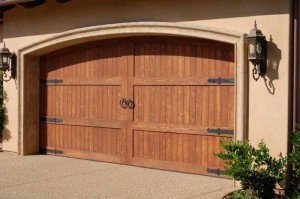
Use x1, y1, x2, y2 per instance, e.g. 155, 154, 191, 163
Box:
40, 148, 63, 155
207, 128, 234, 135
40, 79, 63, 84
207, 77, 234, 84
40, 117, 63, 123
207, 168, 225, 175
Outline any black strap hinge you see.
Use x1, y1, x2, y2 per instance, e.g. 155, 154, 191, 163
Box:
40, 79, 63, 84
40, 148, 63, 155
207, 128, 234, 135
208, 78, 234, 84
207, 168, 224, 175
40, 117, 63, 123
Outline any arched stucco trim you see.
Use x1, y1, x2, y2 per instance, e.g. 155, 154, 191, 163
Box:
18, 22, 247, 158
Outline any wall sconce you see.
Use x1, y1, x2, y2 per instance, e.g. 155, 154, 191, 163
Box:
0, 43, 17, 82
246, 21, 267, 81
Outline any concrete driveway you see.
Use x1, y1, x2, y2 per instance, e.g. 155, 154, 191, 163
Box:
0, 152, 237, 199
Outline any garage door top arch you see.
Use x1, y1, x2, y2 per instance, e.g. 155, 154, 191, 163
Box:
18, 22, 245, 57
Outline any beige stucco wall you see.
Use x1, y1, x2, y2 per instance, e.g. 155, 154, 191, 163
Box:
1, 0, 291, 157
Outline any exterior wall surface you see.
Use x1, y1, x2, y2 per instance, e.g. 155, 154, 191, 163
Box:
1, 0, 291, 157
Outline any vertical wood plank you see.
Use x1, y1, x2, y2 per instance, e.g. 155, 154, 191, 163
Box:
215, 86, 222, 127
177, 134, 184, 162
159, 133, 166, 160
135, 44, 140, 77
171, 134, 178, 162
166, 86, 172, 123
155, 43, 161, 77
166, 44, 172, 77
221, 87, 229, 127
138, 130, 144, 158
171, 87, 178, 124
165, 133, 172, 161
160, 44, 167, 77
148, 131, 155, 159
214, 136, 221, 167
149, 86, 155, 123
201, 136, 208, 166
102, 128, 107, 154
160, 86, 166, 123
195, 135, 202, 165
189, 86, 196, 125
107, 128, 112, 155
134, 86, 139, 122
138, 86, 144, 122
202, 87, 208, 126
154, 132, 160, 160
183, 86, 190, 125
143, 130, 149, 158
154, 86, 161, 123
207, 136, 215, 166
183, 134, 189, 163
188, 135, 195, 164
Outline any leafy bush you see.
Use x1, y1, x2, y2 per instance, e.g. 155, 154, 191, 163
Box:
289, 191, 300, 199
288, 124, 300, 198
289, 124, 300, 177
232, 190, 258, 199
216, 139, 286, 199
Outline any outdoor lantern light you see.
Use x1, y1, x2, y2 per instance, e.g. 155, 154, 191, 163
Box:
0, 43, 17, 82
246, 21, 267, 81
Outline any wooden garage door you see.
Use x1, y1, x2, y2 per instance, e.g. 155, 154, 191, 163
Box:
40, 37, 234, 177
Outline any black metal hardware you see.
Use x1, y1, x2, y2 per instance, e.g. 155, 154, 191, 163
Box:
119, 98, 135, 109
56, 0, 72, 3
207, 168, 224, 175
246, 21, 267, 81
207, 78, 235, 84
207, 128, 234, 135
127, 99, 135, 109
40, 148, 63, 155
119, 98, 128, 109
19, 0, 45, 8
40, 118, 63, 123
40, 79, 63, 84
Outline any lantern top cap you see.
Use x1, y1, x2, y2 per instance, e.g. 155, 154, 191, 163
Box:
247, 21, 265, 38
0, 43, 11, 55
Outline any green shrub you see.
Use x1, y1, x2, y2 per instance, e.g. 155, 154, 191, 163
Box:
289, 124, 300, 177
232, 190, 258, 199
288, 124, 300, 198
289, 191, 300, 199
216, 139, 286, 199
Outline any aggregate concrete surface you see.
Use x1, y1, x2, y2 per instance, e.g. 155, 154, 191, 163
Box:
0, 152, 237, 199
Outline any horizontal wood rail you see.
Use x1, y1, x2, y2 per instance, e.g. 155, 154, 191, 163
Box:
41, 77, 124, 86
132, 122, 234, 137
48, 147, 122, 164
41, 117, 122, 129
133, 77, 235, 86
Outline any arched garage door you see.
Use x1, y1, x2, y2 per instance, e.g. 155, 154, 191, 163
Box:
40, 36, 235, 177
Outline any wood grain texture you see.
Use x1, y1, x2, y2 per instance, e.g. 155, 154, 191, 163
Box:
40, 36, 235, 176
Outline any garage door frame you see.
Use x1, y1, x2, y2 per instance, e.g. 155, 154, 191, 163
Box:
17, 22, 247, 164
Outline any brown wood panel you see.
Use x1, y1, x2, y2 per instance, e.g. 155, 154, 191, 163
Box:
40, 36, 235, 177
129, 37, 234, 176
40, 41, 129, 164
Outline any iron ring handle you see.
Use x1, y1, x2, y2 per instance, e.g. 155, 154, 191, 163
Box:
119, 98, 128, 109
127, 99, 135, 109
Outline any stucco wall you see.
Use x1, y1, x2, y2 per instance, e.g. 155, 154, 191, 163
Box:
1, 0, 291, 156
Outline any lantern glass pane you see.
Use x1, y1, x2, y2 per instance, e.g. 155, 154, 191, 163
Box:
249, 43, 256, 57
256, 42, 262, 55
2, 56, 8, 64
